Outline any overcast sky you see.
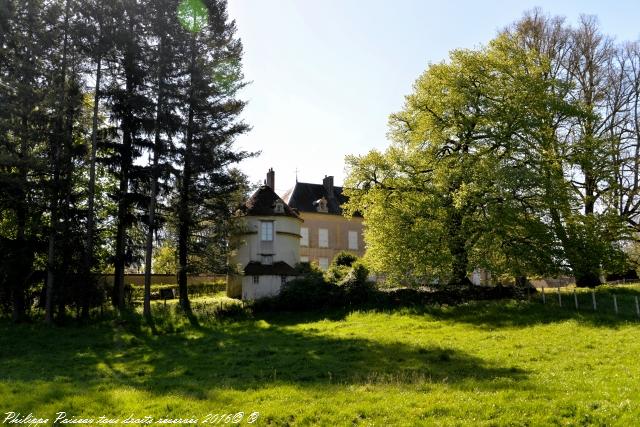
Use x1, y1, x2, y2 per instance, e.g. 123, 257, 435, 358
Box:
226, 0, 640, 195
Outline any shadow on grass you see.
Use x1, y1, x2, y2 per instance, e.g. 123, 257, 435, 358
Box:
0, 307, 530, 408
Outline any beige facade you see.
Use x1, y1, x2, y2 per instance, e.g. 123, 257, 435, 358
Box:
298, 211, 364, 270
228, 214, 302, 299
231, 215, 302, 271
227, 182, 302, 300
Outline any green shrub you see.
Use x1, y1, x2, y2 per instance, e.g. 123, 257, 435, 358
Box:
325, 251, 360, 284
338, 261, 376, 305
332, 251, 358, 267
274, 263, 336, 310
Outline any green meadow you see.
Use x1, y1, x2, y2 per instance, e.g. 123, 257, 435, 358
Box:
1, 289, 640, 426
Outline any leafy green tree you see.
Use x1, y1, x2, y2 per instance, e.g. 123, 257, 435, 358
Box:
505, 10, 631, 286
152, 242, 177, 275
344, 35, 579, 286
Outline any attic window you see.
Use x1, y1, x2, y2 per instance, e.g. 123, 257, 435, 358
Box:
314, 197, 328, 213
274, 201, 284, 214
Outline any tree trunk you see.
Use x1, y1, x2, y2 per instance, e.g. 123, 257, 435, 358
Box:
177, 34, 197, 315
82, 56, 101, 318
143, 38, 166, 319
45, 0, 70, 324
446, 207, 471, 287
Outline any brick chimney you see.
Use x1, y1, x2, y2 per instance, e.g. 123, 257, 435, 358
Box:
323, 175, 334, 199
266, 168, 275, 190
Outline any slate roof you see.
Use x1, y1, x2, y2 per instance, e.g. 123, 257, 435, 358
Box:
282, 182, 350, 215
237, 185, 300, 218
243, 261, 297, 276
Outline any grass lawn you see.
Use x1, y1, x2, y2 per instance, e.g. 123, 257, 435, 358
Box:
1, 290, 640, 426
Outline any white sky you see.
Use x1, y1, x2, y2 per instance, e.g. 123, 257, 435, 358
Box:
227, 0, 640, 196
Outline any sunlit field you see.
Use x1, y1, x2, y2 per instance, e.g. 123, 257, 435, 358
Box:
2, 290, 640, 426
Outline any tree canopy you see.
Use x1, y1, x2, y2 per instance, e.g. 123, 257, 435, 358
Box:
0, 0, 251, 322
345, 10, 639, 287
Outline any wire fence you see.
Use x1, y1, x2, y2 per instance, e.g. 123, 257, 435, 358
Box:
530, 281, 640, 319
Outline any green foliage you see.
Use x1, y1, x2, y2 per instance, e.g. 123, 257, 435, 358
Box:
332, 251, 358, 267
337, 261, 375, 305
3, 293, 640, 424
0, 0, 250, 321
152, 243, 177, 275
324, 251, 357, 284
177, 0, 208, 33
275, 263, 334, 310
345, 34, 575, 286
129, 281, 226, 300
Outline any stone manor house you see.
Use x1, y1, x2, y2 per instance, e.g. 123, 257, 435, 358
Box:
227, 169, 365, 300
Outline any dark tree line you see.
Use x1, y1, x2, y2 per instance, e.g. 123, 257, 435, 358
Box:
0, 0, 251, 323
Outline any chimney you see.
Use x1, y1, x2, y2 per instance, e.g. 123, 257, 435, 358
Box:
323, 175, 334, 199
266, 168, 275, 190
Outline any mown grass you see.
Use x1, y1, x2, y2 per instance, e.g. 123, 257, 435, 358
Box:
1, 291, 640, 426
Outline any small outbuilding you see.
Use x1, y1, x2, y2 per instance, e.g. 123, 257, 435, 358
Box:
227, 169, 302, 300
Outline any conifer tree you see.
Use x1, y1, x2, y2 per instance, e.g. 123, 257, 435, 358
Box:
174, 0, 250, 313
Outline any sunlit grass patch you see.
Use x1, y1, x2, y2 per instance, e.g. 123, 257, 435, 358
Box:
1, 295, 639, 425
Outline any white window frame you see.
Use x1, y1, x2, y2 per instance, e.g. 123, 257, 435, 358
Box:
252, 275, 259, 284
300, 227, 309, 246
318, 257, 329, 271
318, 228, 329, 248
261, 255, 273, 265
261, 221, 274, 241
300, 256, 309, 263
348, 230, 358, 250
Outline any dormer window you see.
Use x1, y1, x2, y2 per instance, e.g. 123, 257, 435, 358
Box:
314, 197, 328, 213
274, 201, 284, 214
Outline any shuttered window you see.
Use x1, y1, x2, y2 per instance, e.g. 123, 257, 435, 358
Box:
319, 228, 329, 248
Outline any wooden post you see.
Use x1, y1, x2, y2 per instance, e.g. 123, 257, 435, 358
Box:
592, 290, 597, 311
635, 296, 639, 318
613, 294, 618, 315
557, 287, 562, 307
574, 289, 578, 310
541, 286, 545, 304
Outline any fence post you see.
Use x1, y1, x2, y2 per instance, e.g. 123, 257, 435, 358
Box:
574, 289, 578, 310
613, 294, 618, 315
635, 296, 639, 318
592, 290, 597, 311
557, 287, 562, 307
542, 286, 546, 304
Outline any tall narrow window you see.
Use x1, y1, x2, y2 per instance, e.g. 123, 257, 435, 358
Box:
318, 257, 329, 271
318, 228, 329, 248
261, 221, 273, 241
300, 227, 309, 246
348, 231, 358, 250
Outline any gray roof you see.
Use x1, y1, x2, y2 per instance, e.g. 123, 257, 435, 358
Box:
238, 186, 299, 218
282, 182, 349, 215
243, 261, 297, 276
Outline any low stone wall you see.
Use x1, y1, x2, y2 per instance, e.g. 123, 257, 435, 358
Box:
530, 277, 575, 288
98, 274, 225, 287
